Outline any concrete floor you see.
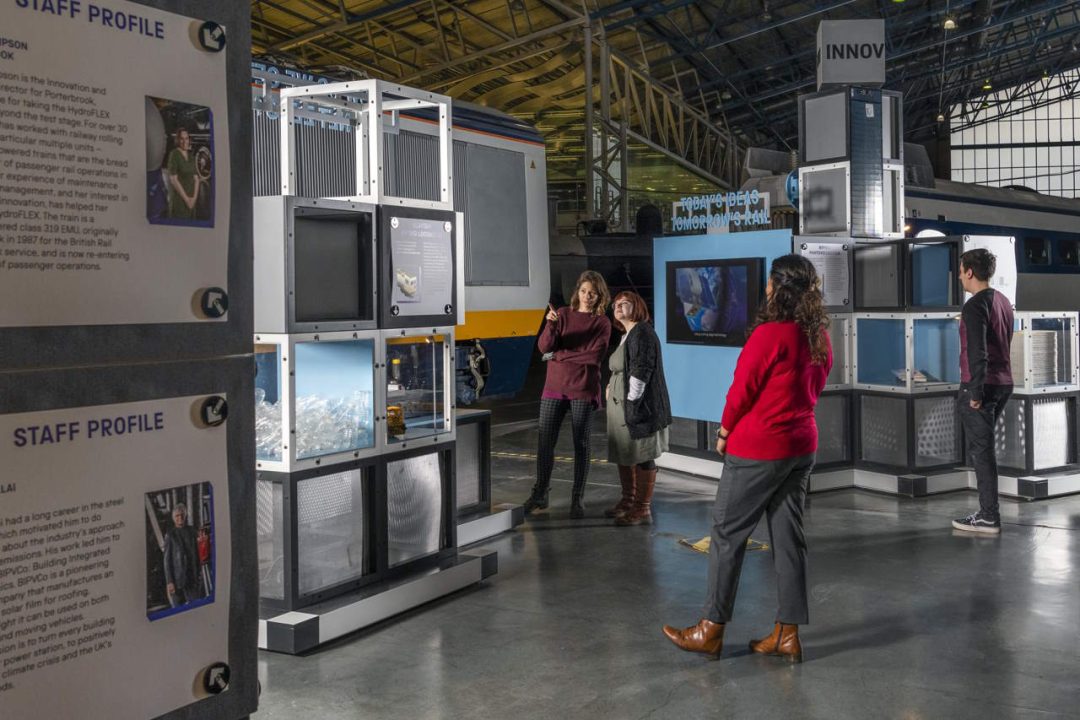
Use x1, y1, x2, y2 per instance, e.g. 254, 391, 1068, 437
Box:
254, 420, 1080, 720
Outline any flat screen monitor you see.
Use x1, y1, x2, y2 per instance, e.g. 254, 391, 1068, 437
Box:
666, 258, 764, 347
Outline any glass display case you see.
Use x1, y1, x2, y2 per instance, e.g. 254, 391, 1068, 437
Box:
383, 328, 454, 448
256, 462, 374, 610
825, 315, 852, 389
255, 331, 380, 472
854, 313, 960, 393
252, 196, 377, 334
853, 243, 902, 310
993, 394, 1079, 475
1010, 312, 1079, 394
857, 392, 961, 472
907, 238, 960, 309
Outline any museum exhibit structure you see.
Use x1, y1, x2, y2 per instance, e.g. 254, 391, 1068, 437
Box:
253, 80, 517, 655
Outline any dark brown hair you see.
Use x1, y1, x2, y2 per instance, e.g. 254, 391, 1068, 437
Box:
755, 254, 830, 365
960, 248, 997, 282
611, 291, 650, 331
570, 270, 611, 316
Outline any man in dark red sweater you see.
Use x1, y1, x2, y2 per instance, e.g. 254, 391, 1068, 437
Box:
952, 248, 1014, 535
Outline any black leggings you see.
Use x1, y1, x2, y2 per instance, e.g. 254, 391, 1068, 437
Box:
536, 398, 595, 498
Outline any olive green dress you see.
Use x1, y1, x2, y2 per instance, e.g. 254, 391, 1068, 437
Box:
166, 147, 197, 220
606, 338, 669, 465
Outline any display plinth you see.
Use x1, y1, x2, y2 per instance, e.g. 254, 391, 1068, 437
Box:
257, 442, 459, 612
991, 392, 1080, 476
853, 312, 960, 394
455, 409, 524, 545
855, 391, 962, 474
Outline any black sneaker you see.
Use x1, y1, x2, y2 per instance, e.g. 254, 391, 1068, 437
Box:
952, 512, 1001, 535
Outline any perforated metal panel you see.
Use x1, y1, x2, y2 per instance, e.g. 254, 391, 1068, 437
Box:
859, 395, 907, 466
1032, 396, 1074, 469
455, 421, 482, 510
296, 470, 367, 595
994, 398, 1027, 470
384, 130, 441, 201
815, 394, 851, 464
256, 478, 284, 601
386, 452, 445, 567
252, 113, 357, 198
914, 395, 960, 467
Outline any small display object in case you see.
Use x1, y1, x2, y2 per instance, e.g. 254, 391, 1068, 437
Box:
856, 392, 962, 473
854, 313, 961, 393
378, 207, 458, 329
1010, 312, 1079, 394
255, 331, 380, 472
992, 393, 1080, 475
383, 328, 455, 448
257, 462, 375, 610
253, 196, 377, 333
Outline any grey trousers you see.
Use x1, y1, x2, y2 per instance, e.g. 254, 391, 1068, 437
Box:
703, 452, 814, 625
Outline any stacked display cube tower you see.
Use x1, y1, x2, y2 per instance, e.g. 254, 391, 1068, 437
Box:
254, 81, 497, 654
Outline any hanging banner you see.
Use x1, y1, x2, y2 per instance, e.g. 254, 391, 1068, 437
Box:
0, 394, 231, 719
0, 0, 230, 327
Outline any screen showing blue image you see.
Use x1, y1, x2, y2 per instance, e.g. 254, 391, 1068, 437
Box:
666, 258, 764, 346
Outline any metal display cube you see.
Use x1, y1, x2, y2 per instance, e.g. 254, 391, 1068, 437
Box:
853, 238, 961, 311
854, 313, 960, 393
990, 392, 1080, 476
257, 460, 376, 610
253, 196, 377, 334
278, 79, 453, 211
255, 331, 381, 472
377, 206, 459, 329
383, 327, 456, 451
856, 392, 962, 473
825, 314, 852, 389
455, 410, 492, 517
382, 443, 458, 570
815, 391, 853, 468
1010, 312, 1079, 395
799, 161, 851, 237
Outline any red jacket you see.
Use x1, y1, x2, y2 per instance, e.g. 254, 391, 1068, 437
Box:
538, 307, 612, 406
721, 321, 832, 461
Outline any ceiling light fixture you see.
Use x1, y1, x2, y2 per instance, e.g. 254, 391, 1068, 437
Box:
982, 79, 992, 91
943, 16, 957, 31
937, 112, 946, 123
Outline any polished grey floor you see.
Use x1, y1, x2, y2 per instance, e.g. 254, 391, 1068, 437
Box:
255, 420, 1080, 720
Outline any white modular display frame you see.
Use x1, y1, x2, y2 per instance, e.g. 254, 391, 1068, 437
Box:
798, 161, 852, 237
1011, 311, 1079, 395
255, 330, 384, 473
852, 312, 961, 394
278, 80, 453, 211
825, 314, 853, 390
381, 326, 457, 453
253, 196, 378, 334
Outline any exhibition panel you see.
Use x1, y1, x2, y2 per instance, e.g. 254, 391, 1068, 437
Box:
377, 207, 459, 330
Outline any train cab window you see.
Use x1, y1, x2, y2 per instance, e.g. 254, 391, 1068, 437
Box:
1059, 240, 1080, 266
1023, 238, 1050, 266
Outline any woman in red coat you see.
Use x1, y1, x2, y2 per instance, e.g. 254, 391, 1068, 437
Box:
662, 254, 832, 663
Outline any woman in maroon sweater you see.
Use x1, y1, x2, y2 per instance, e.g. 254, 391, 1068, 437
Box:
523, 270, 612, 519
663, 254, 831, 663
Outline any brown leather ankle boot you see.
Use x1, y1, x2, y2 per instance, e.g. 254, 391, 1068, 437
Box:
604, 465, 637, 518
662, 619, 725, 658
749, 623, 802, 663
615, 467, 655, 526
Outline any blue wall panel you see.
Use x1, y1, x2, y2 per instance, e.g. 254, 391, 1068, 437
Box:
654, 230, 793, 422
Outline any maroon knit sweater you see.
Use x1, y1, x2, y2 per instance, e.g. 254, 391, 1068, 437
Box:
538, 307, 612, 406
